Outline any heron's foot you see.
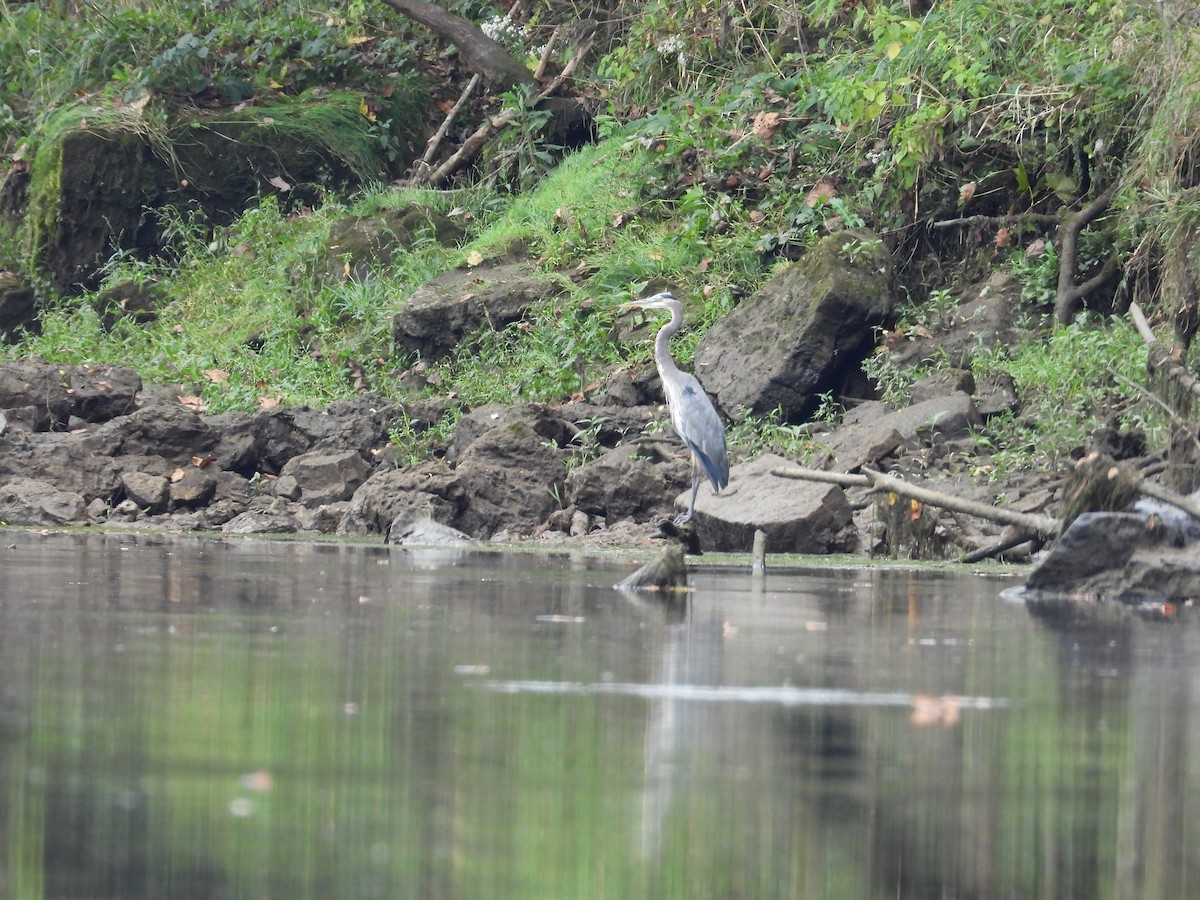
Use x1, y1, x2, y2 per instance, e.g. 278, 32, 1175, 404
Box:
671, 511, 693, 527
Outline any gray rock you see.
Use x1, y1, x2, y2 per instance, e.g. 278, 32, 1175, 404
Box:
0, 359, 141, 427
889, 273, 1030, 370
687, 453, 857, 553
694, 229, 895, 421
393, 263, 562, 360
386, 514, 478, 546
0, 272, 37, 342
565, 443, 683, 522
120, 471, 170, 513
272, 474, 302, 501
222, 499, 300, 534
339, 463, 462, 536
1026, 509, 1200, 603
279, 450, 370, 507
169, 466, 218, 507
0, 477, 88, 526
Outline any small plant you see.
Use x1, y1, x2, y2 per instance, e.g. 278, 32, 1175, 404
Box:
388, 407, 459, 467
726, 406, 814, 461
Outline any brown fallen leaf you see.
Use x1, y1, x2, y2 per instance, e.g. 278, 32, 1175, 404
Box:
804, 177, 837, 206
752, 110, 782, 143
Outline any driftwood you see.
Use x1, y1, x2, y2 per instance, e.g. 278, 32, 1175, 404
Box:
417, 31, 595, 186
770, 465, 1061, 539
1130, 301, 1200, 405
413, 73, 480, 178
774, 458, 1200, 560
932, 211, 1058, 230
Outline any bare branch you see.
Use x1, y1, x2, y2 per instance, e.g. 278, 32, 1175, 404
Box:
378, 0, 535, 89
771, 465, 1061, 537
931, 212, 1059, 230
1054, 188, 1115, 323
413, 73, 480, 178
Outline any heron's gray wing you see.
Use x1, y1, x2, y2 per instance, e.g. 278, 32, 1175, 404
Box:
674, 376, 729, 490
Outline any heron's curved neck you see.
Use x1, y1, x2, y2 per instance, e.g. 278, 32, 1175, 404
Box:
654, 306, 685, 380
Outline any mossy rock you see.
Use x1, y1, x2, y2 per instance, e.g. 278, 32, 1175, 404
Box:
27, 125, 166, 295
324, 206, 465, 281
93, 278, 169, 331
0, 272, 38, 342
17, 89, 428, 296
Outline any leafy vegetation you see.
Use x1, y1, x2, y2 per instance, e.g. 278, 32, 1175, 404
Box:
1, 0, 1197, 480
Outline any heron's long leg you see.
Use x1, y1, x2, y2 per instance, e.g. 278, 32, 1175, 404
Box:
673, 453, 702, 526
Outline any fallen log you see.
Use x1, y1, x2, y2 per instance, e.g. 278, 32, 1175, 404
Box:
771, 465, 1061, 539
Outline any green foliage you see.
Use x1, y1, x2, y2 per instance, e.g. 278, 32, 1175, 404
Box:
597, 0, 1154, 262
0, 0, 427, 160
484, 84, 562, 193
388, 407, 460, 466
727, 406, 815, 462
2, 192, 452, 412
972, 317, 1155, 478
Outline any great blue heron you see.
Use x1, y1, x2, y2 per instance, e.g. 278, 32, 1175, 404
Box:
621, 291, 729, 525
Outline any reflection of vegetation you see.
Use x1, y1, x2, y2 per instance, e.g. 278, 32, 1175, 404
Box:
2, 540, 1196, 896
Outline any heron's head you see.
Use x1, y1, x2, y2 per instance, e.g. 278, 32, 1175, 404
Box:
620, 291, 679, 313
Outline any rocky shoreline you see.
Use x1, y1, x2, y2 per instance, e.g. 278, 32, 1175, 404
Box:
0, 355, 1014, 549
4, 355, 1200, 610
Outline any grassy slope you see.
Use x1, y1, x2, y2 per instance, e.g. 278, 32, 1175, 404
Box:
1, 0, 1195, 474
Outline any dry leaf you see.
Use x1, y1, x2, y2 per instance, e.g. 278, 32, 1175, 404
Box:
170, 467, 186, 483
909, 499, 923, 522
466, 250, 484, 267
751, 110, 782, 143
959, 181, 977, 203
192, 453, 217, 468
697, 257, 712, 273
177, 394, 208, 412
804, 178, 837, 206
994, 226, 1012, 249
268, 175, 292, 192
204, 369, 230, 384
258, 395, 282, 410
1025, 237, 1046, 258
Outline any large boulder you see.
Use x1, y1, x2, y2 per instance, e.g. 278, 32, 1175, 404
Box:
694, 229, 895, 421
248, 396, 401, 474
277, 450, 371, 508
324, 207, 464, 281
687, 453, 857, 553
1025, 497, 1200, 604
452, 409, 567, 538
565, 443, 684, 522
14, 94, 426, 295
813, 394, 982, 471
0, 477, 89, 526
888, 273, 1030, 370
339, 463, 463, 536
392, 263, 563, 360
0, 359, 141, 426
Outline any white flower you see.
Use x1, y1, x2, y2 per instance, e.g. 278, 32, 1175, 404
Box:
656, 35, 684, 55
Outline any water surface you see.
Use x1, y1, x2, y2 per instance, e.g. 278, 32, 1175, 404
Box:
1, 531, 1197, 899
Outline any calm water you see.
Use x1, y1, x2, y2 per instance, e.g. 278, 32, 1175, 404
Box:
1, 531, 1198, 899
